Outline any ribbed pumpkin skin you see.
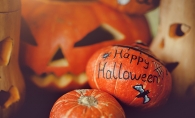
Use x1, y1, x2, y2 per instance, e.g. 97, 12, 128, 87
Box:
50, 89, 125, 118
20, 0, 151, 91
86, 43, 172, 109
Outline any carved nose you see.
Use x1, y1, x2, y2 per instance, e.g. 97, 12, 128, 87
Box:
49, 48, 68, 67
159, 38, 165, 49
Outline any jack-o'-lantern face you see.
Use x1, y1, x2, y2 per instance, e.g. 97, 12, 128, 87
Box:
99, 0, 160, 14
20, 0, 151, 92
150, 0, 195, 100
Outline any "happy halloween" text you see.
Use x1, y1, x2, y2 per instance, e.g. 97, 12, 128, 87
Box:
113, 49, 150, 69
98, 62, 160, 83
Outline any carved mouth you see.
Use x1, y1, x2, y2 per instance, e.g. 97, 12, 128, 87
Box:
0, 86, 20, 108
165, 62, 179, 73
31, 72, 88, 89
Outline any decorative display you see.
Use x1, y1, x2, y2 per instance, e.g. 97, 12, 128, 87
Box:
86, 42, 172, 109
20, 0, 151, 92
50, 89, 125, 118
150, 0, 195, 100
0, 0, 25, 117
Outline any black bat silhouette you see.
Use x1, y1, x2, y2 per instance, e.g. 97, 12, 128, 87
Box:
133, 85, 150, 104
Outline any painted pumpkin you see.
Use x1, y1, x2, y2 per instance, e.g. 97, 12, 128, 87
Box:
150, 0, 195, 100
99, 0, 160, 15
86, 42, 172, 109
19, 0, 151, 92
0, 0, 25, 117
50, 89, 125, 118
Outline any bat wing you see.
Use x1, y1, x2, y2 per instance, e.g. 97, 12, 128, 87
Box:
143, 95, 150, 104
133, 85, 144, 93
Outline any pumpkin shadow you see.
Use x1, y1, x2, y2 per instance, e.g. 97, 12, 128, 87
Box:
123, 96, 195, 118
11, 71, 63, 118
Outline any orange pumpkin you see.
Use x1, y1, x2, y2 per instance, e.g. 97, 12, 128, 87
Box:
86, 42, 172, 109
99, 0, 160, 15
50, 89, 126, 118
19, 0, 151, 92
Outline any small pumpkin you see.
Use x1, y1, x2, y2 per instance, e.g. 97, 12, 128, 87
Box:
86, 42, 172, 109
0, 0, 25, 117
20, 0, 151, 92
50, 89, 125, 118
99, 0, 160, 15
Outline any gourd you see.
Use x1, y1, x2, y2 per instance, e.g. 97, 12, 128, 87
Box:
0, 0, 25, 117
20, 0, 151, 92
150, 0, 195, 100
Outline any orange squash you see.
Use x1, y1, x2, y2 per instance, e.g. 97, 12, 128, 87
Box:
86, 42, 172, 109
50, 89, 126, 118
20, 0, 151, 92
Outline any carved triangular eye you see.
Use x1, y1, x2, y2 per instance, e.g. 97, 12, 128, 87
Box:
49, 48, 69, 67
0, 37, 13, 66
74, 23, 124, 47
20, 17, 37, 46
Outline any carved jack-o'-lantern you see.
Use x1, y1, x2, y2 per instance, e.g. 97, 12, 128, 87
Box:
0, 0, 25, 118
150, 0, 195, 100
99, 0, 160, 15
19, 0, 151, 92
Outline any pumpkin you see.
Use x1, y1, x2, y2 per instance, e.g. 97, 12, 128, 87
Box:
99, 0, 160, 15
19, 0, 151, 92
86, 42, 172, 109
50, 89, 125, 118
0, 0, 25, 118
150, 0, 195, 100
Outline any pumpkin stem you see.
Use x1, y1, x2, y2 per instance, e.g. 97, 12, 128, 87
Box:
78, 96, 98, 107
